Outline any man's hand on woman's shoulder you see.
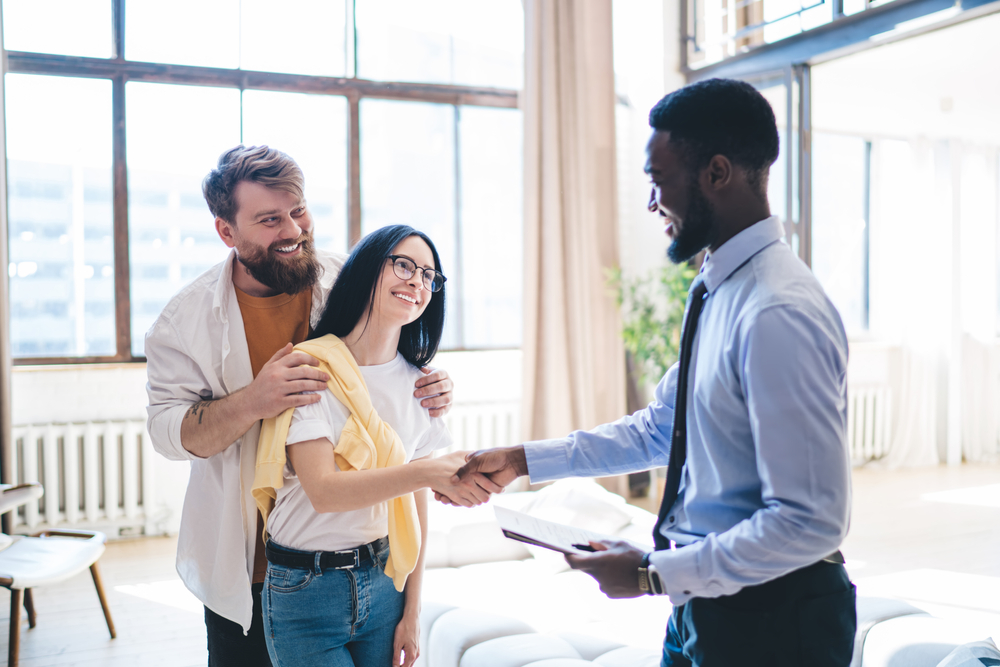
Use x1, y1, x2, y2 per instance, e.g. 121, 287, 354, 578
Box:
415, 366, 454, 417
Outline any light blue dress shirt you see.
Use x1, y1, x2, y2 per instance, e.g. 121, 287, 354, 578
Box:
525, 216, 851, 606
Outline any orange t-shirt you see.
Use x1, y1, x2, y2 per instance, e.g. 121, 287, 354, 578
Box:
235, 286, 312, 584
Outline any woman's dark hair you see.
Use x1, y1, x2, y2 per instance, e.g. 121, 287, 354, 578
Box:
648, 78, 779, 199
312, 224, 446, 368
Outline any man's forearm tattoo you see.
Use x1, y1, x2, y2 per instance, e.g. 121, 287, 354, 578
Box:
186, 400, 211, 425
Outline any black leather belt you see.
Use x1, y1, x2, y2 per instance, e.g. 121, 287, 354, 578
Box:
265, 536, 388, 571
821, 550, 845, 565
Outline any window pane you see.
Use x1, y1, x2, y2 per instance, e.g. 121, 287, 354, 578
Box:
4, 75, 114, 358
360, 100, 457, 346
127, 82, 241, 356
757, 82, 788, 233
242, 90, 349, 253
356, 0, 523, 88
459, 107, 522, 348
126, 0, 239, 68
3, 0, 112, 58
240, 0, 348, 76
811, 133, 867, 332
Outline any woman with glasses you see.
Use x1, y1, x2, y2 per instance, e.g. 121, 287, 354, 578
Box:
254, 224, 491, 667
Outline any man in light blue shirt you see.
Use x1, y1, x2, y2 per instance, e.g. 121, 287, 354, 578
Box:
457, 79, 855, 665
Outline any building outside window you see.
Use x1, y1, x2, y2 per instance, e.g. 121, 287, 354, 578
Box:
3, 0, 524, 362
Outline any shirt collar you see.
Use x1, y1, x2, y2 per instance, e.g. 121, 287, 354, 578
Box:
212, 249, 239, 322
699, 215, 785, 294
310, 251, 337, 328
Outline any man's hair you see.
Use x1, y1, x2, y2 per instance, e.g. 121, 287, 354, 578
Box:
649, 78, 779, 198
312, 224, 446, 369
202, 145, 304, 224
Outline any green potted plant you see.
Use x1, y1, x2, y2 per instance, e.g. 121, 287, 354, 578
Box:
609, 261, 697, 399
608, 261, 697, 499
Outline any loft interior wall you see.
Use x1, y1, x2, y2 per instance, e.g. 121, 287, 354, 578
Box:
812, 12, 1000, 145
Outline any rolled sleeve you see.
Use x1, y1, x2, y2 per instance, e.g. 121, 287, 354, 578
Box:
525, 364, 678, 483
286, 394, 345, 446
145, 318, 214, 462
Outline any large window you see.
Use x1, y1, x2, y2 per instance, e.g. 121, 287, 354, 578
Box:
684, 0, 905, 69
3, 0, 523, 362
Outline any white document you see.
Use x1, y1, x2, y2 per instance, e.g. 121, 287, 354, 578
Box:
493, 506, 615, 554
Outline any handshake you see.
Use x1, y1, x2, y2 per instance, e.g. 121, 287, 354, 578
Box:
424, 445, 529, 507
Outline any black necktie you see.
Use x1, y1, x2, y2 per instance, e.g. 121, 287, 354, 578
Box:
653, 280, 709, 550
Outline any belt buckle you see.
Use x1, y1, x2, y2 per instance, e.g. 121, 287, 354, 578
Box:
331, 548, 359, 569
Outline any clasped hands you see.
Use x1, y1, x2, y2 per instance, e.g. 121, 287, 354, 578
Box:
432, 446, 649, 600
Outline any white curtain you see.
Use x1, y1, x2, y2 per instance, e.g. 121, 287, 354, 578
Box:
521, 0, 626, 441
869, 139, 943, 468
958, 148, 999, 462
869, 139, 1000, 467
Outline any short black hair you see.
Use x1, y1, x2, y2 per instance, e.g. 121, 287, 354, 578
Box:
648, 78, 779, 197
312, 225, 445, 368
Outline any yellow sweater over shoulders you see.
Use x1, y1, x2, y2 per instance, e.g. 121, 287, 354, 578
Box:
251, 334, 420, 592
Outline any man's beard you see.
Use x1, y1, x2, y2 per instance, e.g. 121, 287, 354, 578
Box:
236, 233, 320, 295
667, 182, 714, 264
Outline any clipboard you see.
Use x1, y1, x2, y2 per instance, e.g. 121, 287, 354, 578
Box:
494, 505, 615, 555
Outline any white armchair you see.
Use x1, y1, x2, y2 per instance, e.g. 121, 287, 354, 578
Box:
0, 483, 116, 667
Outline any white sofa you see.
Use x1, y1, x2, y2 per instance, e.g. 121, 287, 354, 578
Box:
418, 479, 1000, 667
419, 479, 666, 666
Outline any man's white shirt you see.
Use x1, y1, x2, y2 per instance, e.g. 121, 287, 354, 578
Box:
145, 248, 345, 633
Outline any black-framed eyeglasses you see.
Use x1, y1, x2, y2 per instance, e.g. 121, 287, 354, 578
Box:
387, 255, 447, 292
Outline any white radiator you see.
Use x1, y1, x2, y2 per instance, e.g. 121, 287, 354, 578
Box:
847, 385, 892, 465
9, 404, 519, 537
442, 401, 520, 454
11, 419, 158, 537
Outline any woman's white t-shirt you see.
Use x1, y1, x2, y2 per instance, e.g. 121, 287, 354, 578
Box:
267, 352, 452, 552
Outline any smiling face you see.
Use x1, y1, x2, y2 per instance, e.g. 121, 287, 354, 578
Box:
645, 130, 716, 264
216, 180, 319, 295
371, 235, 435, 328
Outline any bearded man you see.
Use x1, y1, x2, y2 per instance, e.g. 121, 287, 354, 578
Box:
145, 145, 494, 666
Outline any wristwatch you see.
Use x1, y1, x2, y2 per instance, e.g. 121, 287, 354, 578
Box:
639, 552, 666, 595
638, 552, 653, 595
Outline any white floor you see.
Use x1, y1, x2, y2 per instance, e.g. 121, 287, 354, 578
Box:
4, 463, 1000, 665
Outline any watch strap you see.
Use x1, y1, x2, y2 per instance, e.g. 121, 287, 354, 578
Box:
638, 552, 652, 595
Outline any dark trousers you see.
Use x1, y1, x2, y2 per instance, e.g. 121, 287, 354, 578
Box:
205, 582, 272, 667
663, 561, 856, 667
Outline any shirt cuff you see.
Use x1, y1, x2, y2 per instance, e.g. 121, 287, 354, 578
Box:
648, 543, 714, 607
522, 439, 573, 483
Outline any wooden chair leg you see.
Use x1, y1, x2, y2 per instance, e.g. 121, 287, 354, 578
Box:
9, 588, 22, 667
23, 588, 36, 628
89, 561, 116, 639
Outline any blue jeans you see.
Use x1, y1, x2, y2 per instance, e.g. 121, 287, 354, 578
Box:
262, 539, 404, 667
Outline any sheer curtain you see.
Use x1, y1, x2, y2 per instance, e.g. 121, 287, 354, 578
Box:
958, 148, 999, 463
869, 139, 1000, 467
869, 139, 946, 468
521, 0, 625, 441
